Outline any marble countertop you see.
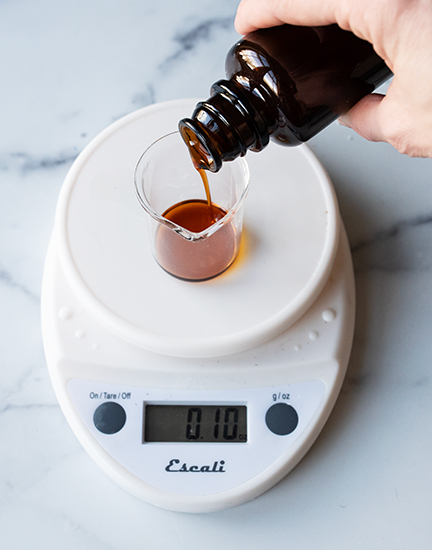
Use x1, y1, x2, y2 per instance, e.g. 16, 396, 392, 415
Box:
2, 0, 432, 548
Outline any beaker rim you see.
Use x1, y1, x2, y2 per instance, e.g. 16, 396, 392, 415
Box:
134, 131, 250, 242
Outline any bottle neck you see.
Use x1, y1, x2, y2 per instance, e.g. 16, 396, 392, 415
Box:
178, 80, 272, 172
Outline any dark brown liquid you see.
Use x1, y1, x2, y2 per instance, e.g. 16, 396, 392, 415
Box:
198, 167, 214, 215
156, 199, 237, 281
163, 199, 225, 231
180, 125, 216, 172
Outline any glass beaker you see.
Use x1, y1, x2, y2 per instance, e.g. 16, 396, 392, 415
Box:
134, 131, 250, 282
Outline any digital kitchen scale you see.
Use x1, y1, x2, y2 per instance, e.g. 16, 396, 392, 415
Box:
41, 99, 355, 513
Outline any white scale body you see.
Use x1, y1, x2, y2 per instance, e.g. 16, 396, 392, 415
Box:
41, 100, 355, 513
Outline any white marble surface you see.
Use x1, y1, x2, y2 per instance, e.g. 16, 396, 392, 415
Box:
1, 0, 432, 548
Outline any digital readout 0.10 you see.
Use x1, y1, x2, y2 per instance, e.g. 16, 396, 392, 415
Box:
144, 405, 247, 443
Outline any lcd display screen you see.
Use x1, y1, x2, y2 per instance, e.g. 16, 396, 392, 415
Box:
144, 404, 247, 443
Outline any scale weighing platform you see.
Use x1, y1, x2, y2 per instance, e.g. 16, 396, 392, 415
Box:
41, 99, 355, 513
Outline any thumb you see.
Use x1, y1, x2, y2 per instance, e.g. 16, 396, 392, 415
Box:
338, 93, 387, 142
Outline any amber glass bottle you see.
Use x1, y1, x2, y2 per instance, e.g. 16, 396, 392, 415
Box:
178, 24, 392, 172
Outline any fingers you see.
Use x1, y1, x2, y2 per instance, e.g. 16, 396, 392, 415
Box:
338, 93, 387, 142
235, 0, 285, 34
235, 0, 340, 35
339, 93, 432, 158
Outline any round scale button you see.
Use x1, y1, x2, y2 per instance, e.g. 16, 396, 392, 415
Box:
265, 403, 299, 435
93, 401, 126, 434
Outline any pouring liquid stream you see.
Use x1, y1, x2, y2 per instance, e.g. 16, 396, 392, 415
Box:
162, 128, 222, 232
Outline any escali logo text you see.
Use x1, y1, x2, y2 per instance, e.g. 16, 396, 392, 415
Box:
165, 459, 226, 473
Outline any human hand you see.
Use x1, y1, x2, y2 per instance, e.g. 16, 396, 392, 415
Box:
235, 0, 432, 158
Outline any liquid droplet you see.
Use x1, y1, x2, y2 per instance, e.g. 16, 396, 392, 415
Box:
294, 345, 301, 352
58, 307, 73, 320
92, 343, 100, 350
75, 329, 86, 339
309, 331, 319, 341
322, 309, 336, 322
